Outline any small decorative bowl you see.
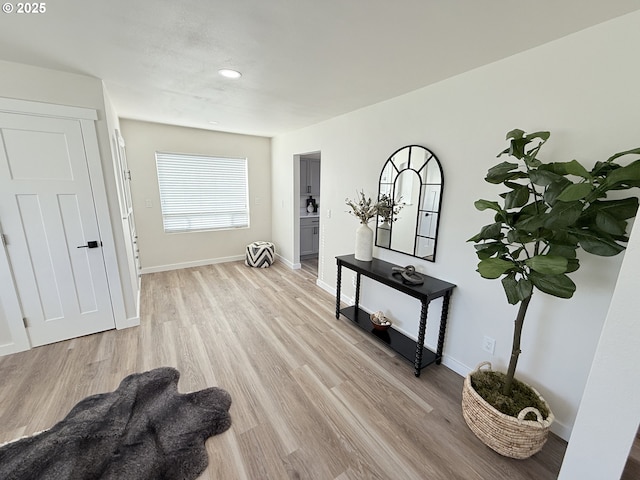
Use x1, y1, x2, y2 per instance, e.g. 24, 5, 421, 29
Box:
370, 312, 392, 331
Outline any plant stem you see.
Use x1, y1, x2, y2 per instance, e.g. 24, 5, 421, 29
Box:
503, 294, 532, 396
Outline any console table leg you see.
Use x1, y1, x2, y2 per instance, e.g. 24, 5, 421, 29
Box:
335, 261, 342, 319
414, 300, 429, 377
436, 291, 452, 364
354, 273, 362, 321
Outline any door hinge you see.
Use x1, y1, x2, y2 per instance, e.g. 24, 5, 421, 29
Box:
1, 233, 7, 247
22, 317, 29, 327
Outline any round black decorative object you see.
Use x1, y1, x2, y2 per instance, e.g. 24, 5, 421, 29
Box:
391, 265, 424, 285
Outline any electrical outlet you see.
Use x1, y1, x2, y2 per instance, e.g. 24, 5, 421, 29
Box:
482, 336, 496, 355
351, 274, 357, 287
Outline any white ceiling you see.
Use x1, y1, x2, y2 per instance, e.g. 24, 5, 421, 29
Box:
1, 1, 639, 137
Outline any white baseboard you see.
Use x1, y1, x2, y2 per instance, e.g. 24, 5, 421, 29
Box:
316, 279, 355, 306
276, 254, 300, 270
440, 355, 470, 378
0, 342, 29, 357
550, 419, 570, 441
316, 278, 334, 295
140, 255, 245, 274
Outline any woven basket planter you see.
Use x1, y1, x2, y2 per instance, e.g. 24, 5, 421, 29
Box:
462, 362, 555, 459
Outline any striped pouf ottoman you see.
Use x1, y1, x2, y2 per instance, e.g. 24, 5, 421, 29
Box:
245, 241, 275, 268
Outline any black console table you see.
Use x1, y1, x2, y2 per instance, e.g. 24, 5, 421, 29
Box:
335, 254, 456, 377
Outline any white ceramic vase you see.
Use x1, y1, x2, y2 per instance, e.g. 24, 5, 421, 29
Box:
354, 223, 374, 261
377, 220, 391, 248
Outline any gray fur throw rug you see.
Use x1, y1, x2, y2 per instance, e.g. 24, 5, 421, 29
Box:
0, 367, 232, 479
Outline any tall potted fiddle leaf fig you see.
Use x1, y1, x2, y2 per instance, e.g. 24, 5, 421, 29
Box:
463, 129, 640, 458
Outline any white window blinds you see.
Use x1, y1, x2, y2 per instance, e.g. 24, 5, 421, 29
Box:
155, 152, 249, 233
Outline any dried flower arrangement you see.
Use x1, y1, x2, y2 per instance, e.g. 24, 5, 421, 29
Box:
345, 191, 379, 224
377, 193, 404, 223
345, 191, 404, 225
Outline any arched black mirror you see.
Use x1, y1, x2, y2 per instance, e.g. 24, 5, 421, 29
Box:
376, 145, 443, 261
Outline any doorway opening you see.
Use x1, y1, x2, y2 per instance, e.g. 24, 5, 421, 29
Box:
296, 151, 321, 277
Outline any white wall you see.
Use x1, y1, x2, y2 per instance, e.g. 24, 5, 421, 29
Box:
559, 210, 640, 478
120, 119, 272, 272
0, 59, 138, 330
272, 10, 640, 441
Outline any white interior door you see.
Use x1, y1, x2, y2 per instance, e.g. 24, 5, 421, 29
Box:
0, 111, 115, 347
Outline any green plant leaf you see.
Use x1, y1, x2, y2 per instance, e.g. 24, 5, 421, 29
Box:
544, 178, 572, 205
547, 242, 578, 258
502, 274, 534, 304
565, 258, 580, 273
550, 230, 579, 247
529, 271, 576, 299
485, 162, 522, 184
529, 169, 562, 186
504, 185, 530, 209
477, 258, 516, 279
518, 200, 547, 216
523, 155, 542, 168
515, 213, 547, 232
572, 229, 626, 256
602, 160, 640, 188
544, 201, 583, 229
506, 229, 533, 244
525, 131, 550, 142
595, 211, 627, 236
506, 129, 525, 140
555, 183, 593, 202
501, 273, 520, 305
509, 138, 528, 159
606, 147, 640, 163
468, 222, 503, 242
516, 278, 534, 300
474, 200, 503, 212
588, 198, 639, 220
504, 180, 526, 189
500, 274, 534, 304
474, 242, 508, 259
525, 255, 568, 275
541, 160, 591, 179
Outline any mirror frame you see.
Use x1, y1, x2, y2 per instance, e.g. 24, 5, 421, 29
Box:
375, 145, 444, 262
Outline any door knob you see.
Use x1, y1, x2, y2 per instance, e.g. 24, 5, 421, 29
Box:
77, 241, 101, 249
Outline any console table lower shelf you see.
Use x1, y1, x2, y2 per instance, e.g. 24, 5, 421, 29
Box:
335, 254, 456, 377
339, 305, 438, 370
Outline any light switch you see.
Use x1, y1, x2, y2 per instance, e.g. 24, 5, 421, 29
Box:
145, 199, 153, 208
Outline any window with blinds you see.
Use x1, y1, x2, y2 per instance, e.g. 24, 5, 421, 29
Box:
155, 152, 249, 233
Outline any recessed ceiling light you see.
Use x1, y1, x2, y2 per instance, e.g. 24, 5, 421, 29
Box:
218, 69, 242, 79
208, 121, 219, 125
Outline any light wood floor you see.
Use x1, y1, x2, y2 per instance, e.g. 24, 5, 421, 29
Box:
300, 256, 318, 276
0, 260, 570, 479
622, 429, 640, 480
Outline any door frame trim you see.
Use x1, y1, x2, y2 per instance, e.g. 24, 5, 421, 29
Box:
0, 97, 98, 120
0, 223, 30, 355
